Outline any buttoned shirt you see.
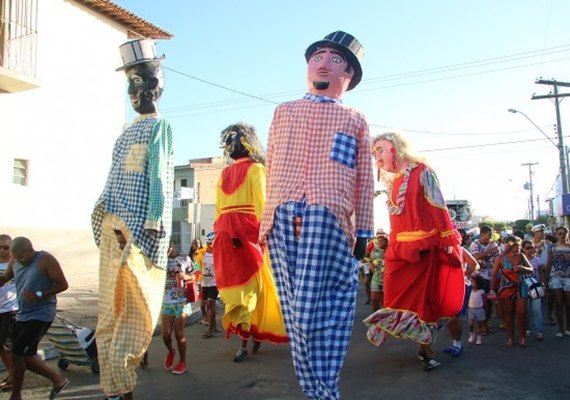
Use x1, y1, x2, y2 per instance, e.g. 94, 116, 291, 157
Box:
260, 94, 374, 246
92, 115, 174, 269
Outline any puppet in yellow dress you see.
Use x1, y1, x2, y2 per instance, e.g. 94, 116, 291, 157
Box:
214, 123, 288, 363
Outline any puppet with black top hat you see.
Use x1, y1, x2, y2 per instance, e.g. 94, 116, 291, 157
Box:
259, 31, 374, 399
92, 38, 174, 400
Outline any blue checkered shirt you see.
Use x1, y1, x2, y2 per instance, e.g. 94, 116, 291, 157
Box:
92, 116, 174, 268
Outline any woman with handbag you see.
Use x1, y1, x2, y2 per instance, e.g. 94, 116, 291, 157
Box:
521, 240, 545, 341
545, 226, 570, 338
489, 236, 533, 347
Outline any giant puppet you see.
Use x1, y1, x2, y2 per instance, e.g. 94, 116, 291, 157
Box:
92, 39, 174, 400
259, 31, 374, 400
364, 131, 465, 371
213, 123, 288, 363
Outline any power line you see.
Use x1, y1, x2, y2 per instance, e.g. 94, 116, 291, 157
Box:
163, 66, 279, 105
156, 43, 570, 116
419, 136, 570, 152
369, 123, 556, 137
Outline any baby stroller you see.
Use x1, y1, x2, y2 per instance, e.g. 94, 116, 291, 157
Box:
45, 314, 99, 374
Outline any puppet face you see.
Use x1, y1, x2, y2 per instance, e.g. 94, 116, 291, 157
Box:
225, 130, 249, 160
307, 47, 354, 99
126, 62, 164, 115
372, 139, 399, 173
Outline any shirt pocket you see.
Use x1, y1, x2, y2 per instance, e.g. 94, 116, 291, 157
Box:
329, 132, 356, 169
124, 143, 147, 173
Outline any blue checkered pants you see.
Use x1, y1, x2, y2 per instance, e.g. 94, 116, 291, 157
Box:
267, 202, 358, 400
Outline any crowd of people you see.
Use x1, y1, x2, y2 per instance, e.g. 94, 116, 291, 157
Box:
361, 221, 570, 363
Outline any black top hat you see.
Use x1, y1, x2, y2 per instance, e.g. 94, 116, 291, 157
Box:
116, 38, 165, 71
305, 31, 364, 91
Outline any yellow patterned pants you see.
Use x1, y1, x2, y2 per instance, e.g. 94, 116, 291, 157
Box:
96, 214, 166, 396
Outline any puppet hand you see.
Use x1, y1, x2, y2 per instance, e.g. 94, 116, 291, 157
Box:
353, 238, 367, 260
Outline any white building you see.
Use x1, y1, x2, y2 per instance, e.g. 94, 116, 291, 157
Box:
0, 0, 171, 288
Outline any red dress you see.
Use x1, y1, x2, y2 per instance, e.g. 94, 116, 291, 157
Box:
364, 163, 465, 346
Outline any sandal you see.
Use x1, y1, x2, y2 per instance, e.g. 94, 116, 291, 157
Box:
0, 378, 13, 391
49, 379, 70, 400
506, 338, 513, 346
519, 338, 527, 348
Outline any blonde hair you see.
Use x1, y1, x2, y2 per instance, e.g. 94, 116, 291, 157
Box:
371, 131, 426, 185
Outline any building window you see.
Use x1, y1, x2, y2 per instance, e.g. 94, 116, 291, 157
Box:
0, 0, 38, 77
171, 220, 181, 248
13, 158, 28, 185
181, 178, 188, 187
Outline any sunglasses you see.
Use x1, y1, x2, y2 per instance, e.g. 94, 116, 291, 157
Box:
0, 245, 10, 251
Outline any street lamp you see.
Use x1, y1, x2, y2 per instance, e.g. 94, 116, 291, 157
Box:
508, 108, 569, 195
507, 109, 557, 147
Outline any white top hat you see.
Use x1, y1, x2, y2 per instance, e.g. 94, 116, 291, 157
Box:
116, 38, 165, 71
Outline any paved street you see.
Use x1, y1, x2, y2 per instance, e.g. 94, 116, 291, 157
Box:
15, 283, 570, 399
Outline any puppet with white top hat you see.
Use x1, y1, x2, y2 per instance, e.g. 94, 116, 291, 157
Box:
92, 38, 174, 400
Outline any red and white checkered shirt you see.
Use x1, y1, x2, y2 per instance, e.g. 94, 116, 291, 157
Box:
260, 96, 374, 246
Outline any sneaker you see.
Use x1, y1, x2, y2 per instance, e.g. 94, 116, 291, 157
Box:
536, 332, 544, 341
172, 362, 187, 375
564, 330, 570, 337
467, 334, 475, 344
252, 341, 261, 354
233, 348, 248, 363
555, 332, 563, 339
443, 345, 462, 356
476, 336, 482, 345
424, 357, 441, 371
164, 350, 175, 370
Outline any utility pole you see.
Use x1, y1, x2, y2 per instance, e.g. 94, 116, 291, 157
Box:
522, 162, 538, 221
532, 79, 570, 195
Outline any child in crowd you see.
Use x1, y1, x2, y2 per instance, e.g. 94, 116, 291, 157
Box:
367, 231, 388, 312
468, 275, 487, 345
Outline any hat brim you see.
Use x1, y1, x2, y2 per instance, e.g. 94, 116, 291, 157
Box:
305, 40, 362, 91
116, 55, 165, 71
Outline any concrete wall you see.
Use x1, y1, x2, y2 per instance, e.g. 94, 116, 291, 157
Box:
0, 0, 128, 230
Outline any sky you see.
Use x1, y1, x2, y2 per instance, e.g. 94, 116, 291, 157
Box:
114, 0, 570, 229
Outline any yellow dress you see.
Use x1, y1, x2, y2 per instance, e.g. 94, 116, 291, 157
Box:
214, 158, 288, 343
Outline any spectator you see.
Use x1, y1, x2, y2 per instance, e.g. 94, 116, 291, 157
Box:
443, 243, 479, 356
366, 230, 388, 312
198, 233, 218, 338
0, 237, 69, 400
524, 223, 533, 240
521, 240, 544, 340
161, 243, 195, 375
470, 225, 500, 333
0, 234, 16, 392
490, 236, 533, 347
467, 275, 487, 345
545, 226, 570, 338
